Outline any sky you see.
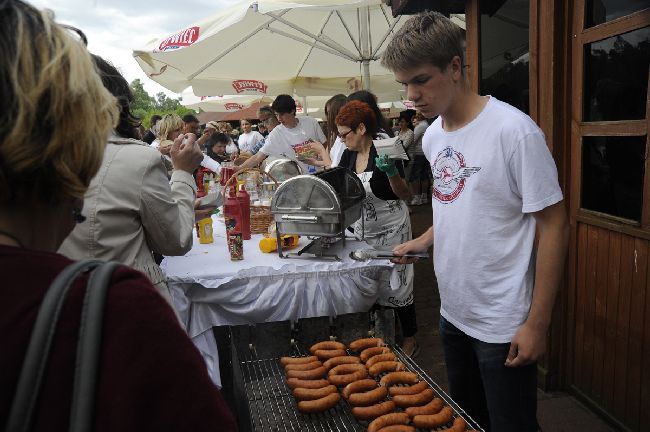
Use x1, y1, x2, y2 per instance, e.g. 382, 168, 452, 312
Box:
31, 0, 241, 98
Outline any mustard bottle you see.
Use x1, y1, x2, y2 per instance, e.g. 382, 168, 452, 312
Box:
198, 217, 214, 244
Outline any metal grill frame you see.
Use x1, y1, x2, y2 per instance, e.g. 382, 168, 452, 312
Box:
214, 311, 484, 432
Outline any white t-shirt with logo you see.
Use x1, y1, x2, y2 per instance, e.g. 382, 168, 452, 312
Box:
238, 131, 264, 153
423, 97, 563, 343
260, 116, 326, 173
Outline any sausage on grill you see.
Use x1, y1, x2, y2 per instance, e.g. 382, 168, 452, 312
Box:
368, 412, 410, 432
412, 406, 454, 429
360, 347, 392, 362
309, 341, 346, 354
286, 378, 330, 390
348, 385, 388, 406
284, 360, 323, 371
365, 353, 397, 368
349, 337, 384, 352
351, 400, 396, 421
280, 355, 318, 366
342, 378, 378, 399
388, 380, 429, 396
292, 385, 337, 401
404, 397, 444, 417
314, 349, 348, 360
297, 392, 341, 413
393, 388, 436, 408
368, 361, 406, 377
323, 355, 361, 369
379, 371, 419, 387
286, 366, 327, 380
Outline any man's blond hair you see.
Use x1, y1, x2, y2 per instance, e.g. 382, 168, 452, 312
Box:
381, 11, 465, 73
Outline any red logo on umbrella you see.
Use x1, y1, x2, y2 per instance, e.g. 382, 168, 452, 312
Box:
158, 26, 200, 52
224, 103, 244, 110
232, 80, 268, 94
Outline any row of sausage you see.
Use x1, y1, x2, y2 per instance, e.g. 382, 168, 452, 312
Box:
280, 337, 475, 432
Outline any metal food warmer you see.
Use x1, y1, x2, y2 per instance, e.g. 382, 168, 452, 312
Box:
214, 310, 484, 432
263, 157, 303, 183
270, 167, 365, 260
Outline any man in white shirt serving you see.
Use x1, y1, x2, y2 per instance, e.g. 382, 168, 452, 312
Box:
236, 95, 330, 173
383, 11, 569, 432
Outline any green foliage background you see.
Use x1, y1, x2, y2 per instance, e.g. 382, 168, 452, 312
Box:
130, 79, 195, 128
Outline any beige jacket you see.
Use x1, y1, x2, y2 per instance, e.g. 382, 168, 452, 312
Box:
59, 135, 196, 302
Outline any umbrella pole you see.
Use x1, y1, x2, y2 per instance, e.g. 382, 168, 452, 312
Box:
360, 6, 370, 91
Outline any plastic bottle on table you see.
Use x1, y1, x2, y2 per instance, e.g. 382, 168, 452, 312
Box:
223, 186, 241, 236
197, 217, 214, 244
236, 183, 251, 240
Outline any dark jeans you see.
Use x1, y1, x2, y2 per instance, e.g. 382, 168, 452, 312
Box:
370, 303, 418, 339
439, 316, 539, 432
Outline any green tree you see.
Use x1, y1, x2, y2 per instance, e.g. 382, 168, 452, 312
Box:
129, 79, 197, 129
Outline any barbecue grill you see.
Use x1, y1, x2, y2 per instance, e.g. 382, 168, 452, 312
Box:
214, 311, 484, 432
270, 167, 366, 260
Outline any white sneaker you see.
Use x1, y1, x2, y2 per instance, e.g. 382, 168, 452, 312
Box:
409, 195, 421, 206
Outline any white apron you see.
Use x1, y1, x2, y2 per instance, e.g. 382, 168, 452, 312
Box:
354, 170, 414, 307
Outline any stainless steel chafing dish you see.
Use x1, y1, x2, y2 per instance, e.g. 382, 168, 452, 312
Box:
270, 167, 365, 259
262, 157, 303, 183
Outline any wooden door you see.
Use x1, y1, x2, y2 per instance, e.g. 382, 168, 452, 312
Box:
568, 2, 650, 430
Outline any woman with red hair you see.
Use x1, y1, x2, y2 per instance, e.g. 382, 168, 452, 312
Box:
336, 100, 419, 356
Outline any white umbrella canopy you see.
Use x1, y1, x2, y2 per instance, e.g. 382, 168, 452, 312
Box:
180, 88, 274, 112
133, 0, 405, 100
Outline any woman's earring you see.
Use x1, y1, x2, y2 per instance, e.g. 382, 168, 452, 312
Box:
72, 208, 87, 224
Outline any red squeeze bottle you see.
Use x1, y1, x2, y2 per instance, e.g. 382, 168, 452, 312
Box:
236, 184, 251, 240
223, 187, 241, 237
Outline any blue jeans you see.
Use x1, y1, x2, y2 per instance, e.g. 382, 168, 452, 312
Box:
439, 316, 539, 432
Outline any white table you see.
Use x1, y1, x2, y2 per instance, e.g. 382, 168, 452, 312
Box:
161, 215, 394, 385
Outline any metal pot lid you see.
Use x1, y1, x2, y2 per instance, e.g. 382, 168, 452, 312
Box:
263, 157, 303, 182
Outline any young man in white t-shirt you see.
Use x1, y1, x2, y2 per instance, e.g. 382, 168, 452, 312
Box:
236, 95, 329, 173
383, 11, 569, 432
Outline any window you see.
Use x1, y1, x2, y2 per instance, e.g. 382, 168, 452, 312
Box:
585, 0, 649, 28
583, 26, 650, 121
480, 0, 530, 114
581, 136, 646, 221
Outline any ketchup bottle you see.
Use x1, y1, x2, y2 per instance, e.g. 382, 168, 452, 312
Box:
223, 186, 241, 237
236, 183, 251, 240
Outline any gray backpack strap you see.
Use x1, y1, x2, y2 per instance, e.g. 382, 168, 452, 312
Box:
5, 259, 119, 432
69, 261, 119, 432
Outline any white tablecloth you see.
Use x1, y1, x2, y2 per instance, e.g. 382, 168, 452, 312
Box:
161, 215, 394, 385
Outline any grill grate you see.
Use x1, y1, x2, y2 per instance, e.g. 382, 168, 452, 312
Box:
237, 345, 484, 432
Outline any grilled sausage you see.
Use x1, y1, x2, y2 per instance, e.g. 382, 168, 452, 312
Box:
412, 406, 454, 429
286, 378, 330, 390
309, 341, 346, 354
349, 337, 384, 352
365, 353, 397, 368
328, 363, 366, 376
323, 355, 361, 369
351, 400, 396, 421
292, 384, 338, 401
342, 378, 378, 399
368, 361, 406, 377
405, 397, 444, 417
284, 360, 323, 371
348, 385, 388, 406
440, 416, 467, 432
286, 366, 327, 380
297, 392, 340, 413
360, 347, 392, 362
328, 369, 369, 386
379, 371, 419, 387
393, 388, 436, 408
280, 355, 318, 366
314, 349, 348, 360
375, 426, 415, 432
368, 412, 410, 432
388, 380, 429, 396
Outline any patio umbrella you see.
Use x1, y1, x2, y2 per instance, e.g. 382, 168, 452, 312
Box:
180, 88, 274, 112
133, 0, 406, 100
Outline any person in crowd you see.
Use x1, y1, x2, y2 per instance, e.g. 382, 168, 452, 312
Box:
217, 122, 239, 158
396, 109, 415, 173
324, 94, 348, 167
236, 94, 330, 173
258, 122, 268, 137
182, 113, 200, 136
408, 111, 430, 205
384, 11, 569, 431
348, 90, 395, 138
249, 112, 280, 155
336, 101, 418, 356
238, 118, 264, 154
205, 133, 231, 164
59, 58, 203, 306
142, 114, 161, 144
0, 2, 236, 430
155, 113, 183, 176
